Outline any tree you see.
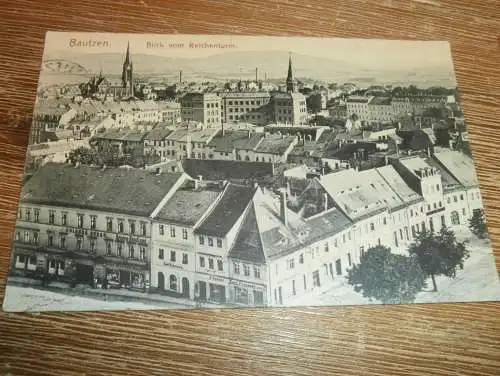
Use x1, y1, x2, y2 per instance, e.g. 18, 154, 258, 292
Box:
408, 227, 470, 292
347, 246, 426, 304
469, 209, 488, 239
68, 146, 103, 166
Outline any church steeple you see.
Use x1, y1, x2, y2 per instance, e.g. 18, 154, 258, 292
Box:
286, 53, 297, 93
122, 41, 134, 98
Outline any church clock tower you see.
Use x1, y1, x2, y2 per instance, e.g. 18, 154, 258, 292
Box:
121, 41, 134, 98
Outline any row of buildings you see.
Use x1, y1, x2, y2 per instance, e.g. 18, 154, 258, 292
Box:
10, 149, 482, 306
334, 93, 456, 126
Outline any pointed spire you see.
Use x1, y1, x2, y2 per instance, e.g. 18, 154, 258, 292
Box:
287, 53, 294, 82
124, 41, 131, 64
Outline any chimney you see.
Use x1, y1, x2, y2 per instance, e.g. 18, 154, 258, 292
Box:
255, 67, 258, 82
280, 190, 288, 226
179, 70, 182, 83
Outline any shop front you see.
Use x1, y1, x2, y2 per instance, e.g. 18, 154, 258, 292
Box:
195, 274, 228, 304
229, 279, 267, 306
102, 261, 150, 291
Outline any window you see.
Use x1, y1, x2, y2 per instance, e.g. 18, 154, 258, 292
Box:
170, 226, 175, 238
29, 256, 37, 266
299, 253, 304, 264
25, 208, 31, 221
292, 280, 296, 296
77, 214, 84, 228
447, 197, 451, 204
348, 253, 352, 266
217, 238, 222, 248
182, 228, 188, 240
33, 232, 39, 244
140, 247, 146, 261
141, 222, 147, 236
90, 216, 97, 229
106, 241, 112, 256
182, 253, 188, 265
106, 217, 113, 232
288, 258, 295, 269
254, 266, 260, 278
129, 221, 136, 234
233, 262, 240, 274
208, 237, 214, 247
169, 275, 177, 290
117, 242, 123, 257
436, 184, 440, 191
49, 211, 55, 224
159, 224, 164, 235
199, 235, 204, 245
460, 194, 464, 201
243, 264, 250, 276
360, 246, 365, 258
324, 242, 329, 252
370, 223, 375, 231
343, 234, 346, 243
433, 203, 437, 209
200, 256, 205, 268
462, 208, 467, 216
60, 235, 66, 248
170, 250, 176, 262
128, 246, 135, 259
209, 258, 214, 269
76, 237, 83, 250
118, 220, 124, 233
217, 260, 223, 271
454, 196, 458, 203
89, 239, 96, 253
313, 270, 321, 287
48, 234, 53, 246
159, 248, 164, 260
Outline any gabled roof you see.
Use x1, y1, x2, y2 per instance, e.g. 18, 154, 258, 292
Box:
208, 131, 262, 152
145, 127, 172, 141
166, 128, 219, 143
255, 136, 296, 155
21, 163, 184, 217
154, 181, 222, 226
229, 204, 266, 264
195, 184, 256, 237
432, 150, 479, 188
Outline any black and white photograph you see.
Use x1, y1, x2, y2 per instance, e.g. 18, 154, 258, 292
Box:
3, 32, 500, 312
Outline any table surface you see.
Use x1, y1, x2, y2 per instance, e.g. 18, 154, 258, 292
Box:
1, 1, 499, 375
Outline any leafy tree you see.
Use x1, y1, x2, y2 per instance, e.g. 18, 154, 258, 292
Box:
347, 245, 426, 304
469, 209, 488, 239
68, 146, 103, 166
408, 227, 470, 292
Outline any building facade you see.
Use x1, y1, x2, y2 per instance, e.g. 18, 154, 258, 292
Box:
180, 93, 222, 126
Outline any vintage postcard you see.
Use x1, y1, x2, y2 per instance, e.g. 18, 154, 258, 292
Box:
3, 32, 500, 312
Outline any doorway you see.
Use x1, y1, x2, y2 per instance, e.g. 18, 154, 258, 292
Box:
157, 272, 165, 291
182, 277, 190, 298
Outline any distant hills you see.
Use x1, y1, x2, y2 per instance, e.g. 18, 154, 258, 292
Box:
41, 50, 456, 87
41, 59, 89, 74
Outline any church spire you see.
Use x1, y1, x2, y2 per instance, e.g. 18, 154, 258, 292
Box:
122, 41, 134, 98
286, 53, 296, 93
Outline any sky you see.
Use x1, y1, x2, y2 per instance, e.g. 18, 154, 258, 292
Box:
44, 32, 455, 72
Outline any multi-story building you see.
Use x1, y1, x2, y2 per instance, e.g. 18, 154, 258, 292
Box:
346, 96, 374, 123
180, 93, 222, 126
90, 129, 150, 159
367, 96, 393, 124
150, 179, 223, 299
158, 102, 181, 126
201, 130, 297, 163
391, 95, 455, 118
164, 128, 220, 160
221, 92, 271, 125
143, 127, 173, 159
11, 163, 187, 289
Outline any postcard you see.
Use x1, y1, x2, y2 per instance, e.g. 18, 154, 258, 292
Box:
3, 32, 499, 312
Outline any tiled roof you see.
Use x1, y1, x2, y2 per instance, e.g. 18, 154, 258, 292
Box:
155, 182, 222, 226
21, 163, 184, 217
208, 131, 262, 152
432, 150, 479, 188
255, 136, 296, 155
229, 204, 266, 263
94, 129, 149, 142
195, 184, 256, 237
369, 97, 391, 106
182, 159, 275, 181
166, 128, 219, 143
145, 127, 172, 141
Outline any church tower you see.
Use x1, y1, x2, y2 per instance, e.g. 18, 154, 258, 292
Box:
286, 55, 297, 93
122, 41, 134, 98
